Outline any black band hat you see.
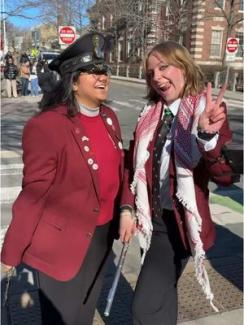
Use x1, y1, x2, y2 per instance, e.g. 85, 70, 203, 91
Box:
48, 32, 113, 75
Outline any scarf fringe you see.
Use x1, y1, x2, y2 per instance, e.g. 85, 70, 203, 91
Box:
132, 187, 153, 264
176, 191, 202, 227
185, 210, 219, 313
137, 229, 152, 264
193, 253, 219, 312
130, 173, 137, 195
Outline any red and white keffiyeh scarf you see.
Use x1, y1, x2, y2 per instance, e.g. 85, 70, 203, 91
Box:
131, 95, 218, 311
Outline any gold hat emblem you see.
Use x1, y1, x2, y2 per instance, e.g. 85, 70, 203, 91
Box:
92, 34, 100, 52
92, 34, 104, 59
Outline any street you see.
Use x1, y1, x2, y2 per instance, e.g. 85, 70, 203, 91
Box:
1, 79, 243, 325
1, 79, 243, 149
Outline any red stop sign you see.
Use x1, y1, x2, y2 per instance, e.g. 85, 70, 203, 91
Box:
59, 26, 76, 45
226, 38, 239, 53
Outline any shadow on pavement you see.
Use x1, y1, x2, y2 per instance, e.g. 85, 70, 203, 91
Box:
97, 224, 244, 324
96, 250, 134, 325
1, 265, 42, 325
207, 223, 243, 292
1, 100, 39, 154
213, 184, 243, 206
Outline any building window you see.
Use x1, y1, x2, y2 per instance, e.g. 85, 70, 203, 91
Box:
215, 0, 224, 9
127, 39, 133, 58
236, 32, 243, 57
109, 51, 113, 63
210, 30, 223, 57
118, 40, 124, 61
127, 39, 131, 57
240, 1, 244, 11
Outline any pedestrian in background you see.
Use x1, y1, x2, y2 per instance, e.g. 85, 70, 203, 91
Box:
3, 57, 18, 98
19, 51, 30, 64
1, 32, 123, 325
30, 59, 39, 96
120, 41, 234, 325
36, 57, 44, 74
37, 58, 54, 94
20, 61, 30, 96
4, 50, 13, 63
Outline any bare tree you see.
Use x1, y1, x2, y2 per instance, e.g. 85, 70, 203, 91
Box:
36, 0, 93, 33
89, 0, 164, 64
163, 0, 194, 43
2, 0, 93, 32
2, 0, 94, 53
89, 0, 133, 64
3, 0, 46, 20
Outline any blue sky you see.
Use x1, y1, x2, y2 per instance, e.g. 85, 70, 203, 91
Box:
7, 1, 92, 30
8, 8, 42, 29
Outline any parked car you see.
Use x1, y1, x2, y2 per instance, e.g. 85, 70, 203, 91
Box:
38, 51, 60, 64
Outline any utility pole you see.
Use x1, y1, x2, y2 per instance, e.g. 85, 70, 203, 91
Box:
2, 0, 8, 54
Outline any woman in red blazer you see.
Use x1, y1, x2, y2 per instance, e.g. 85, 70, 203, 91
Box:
119, 41, 234, 325
1, 32, 124, 324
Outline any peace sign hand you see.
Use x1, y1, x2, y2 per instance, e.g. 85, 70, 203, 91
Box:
198, 82, 227, 133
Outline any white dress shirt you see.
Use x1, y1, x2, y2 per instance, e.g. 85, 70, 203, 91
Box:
159, 97, 218, 210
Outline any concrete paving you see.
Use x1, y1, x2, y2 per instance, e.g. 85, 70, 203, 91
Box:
92, 199, 243, 325
180, 309, 243, 325
1, 203, 242, 324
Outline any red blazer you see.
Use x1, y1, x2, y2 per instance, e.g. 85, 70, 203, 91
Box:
1, 105, 124, 281
121, 117, 233, 252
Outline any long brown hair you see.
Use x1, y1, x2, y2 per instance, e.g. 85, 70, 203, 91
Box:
145, 41, 205, 102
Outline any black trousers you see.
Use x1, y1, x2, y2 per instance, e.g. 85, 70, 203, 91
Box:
36, 222, 113, 325
132, 210, 189, 325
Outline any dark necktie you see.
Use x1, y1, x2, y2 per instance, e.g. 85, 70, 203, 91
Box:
152, 107, 174, 218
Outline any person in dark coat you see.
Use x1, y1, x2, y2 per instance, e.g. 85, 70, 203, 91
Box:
1, 32, 124, 325
19, 51, 30, 64
119, 41, 234, 325
4, 51, 13, 63
3, 57, 18, 97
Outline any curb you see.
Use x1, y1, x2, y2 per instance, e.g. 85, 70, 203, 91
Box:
111, 75, 146, 84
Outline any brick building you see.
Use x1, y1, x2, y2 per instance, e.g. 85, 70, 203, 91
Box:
90, 0, 243, 89
190, 0, 243, 89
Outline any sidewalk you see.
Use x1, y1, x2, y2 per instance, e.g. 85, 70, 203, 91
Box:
1, 196, 242, 325
94, 189, 243, 324
180, 309, 243, 325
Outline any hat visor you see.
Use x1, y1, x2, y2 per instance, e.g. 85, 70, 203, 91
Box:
48, 57, 61, 72
49, 57, 110, 75
79, 63, 111, 74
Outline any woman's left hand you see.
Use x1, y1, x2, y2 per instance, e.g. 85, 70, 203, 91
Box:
198, 82, 227, 133
119, 210, 137, 243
